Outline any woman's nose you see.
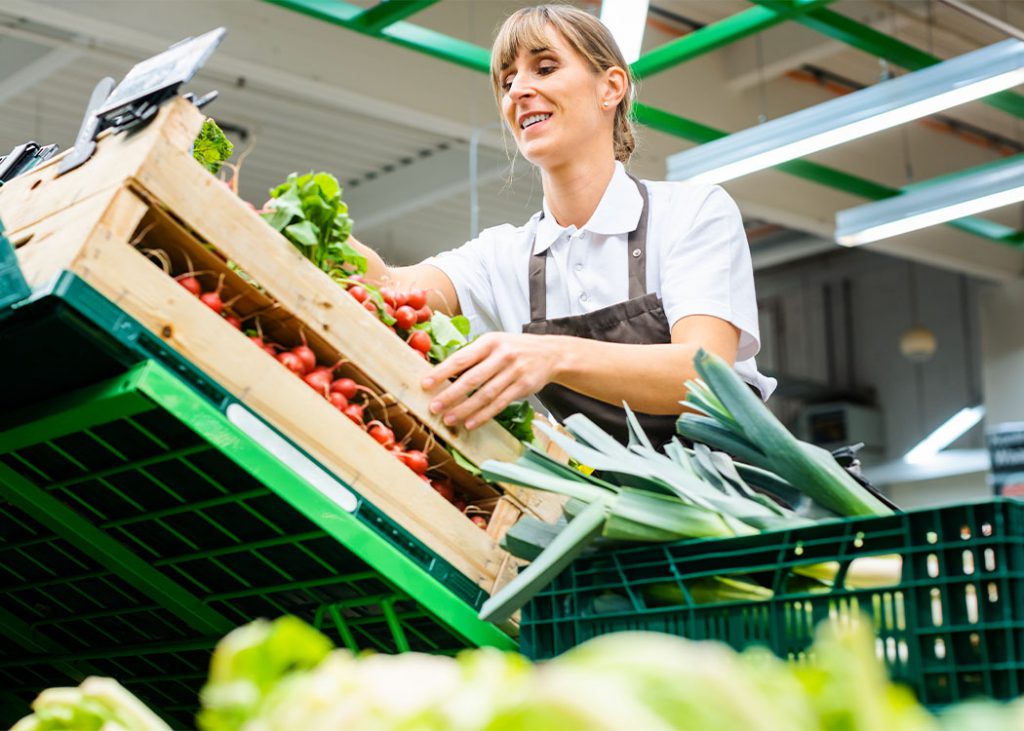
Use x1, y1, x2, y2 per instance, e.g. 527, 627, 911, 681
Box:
508, 75, 534, 101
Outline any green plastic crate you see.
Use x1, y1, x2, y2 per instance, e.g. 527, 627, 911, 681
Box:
522, 500, 1024, 706
0, 274, 514, 728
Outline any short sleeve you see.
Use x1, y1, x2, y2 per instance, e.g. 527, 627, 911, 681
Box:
660, 185, 761, 361
422, 232, 502, 336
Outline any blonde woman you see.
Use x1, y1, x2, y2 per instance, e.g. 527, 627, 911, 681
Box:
349, 4, 775, 446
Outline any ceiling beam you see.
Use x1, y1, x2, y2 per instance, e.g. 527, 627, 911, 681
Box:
631, 0, 835, 79
352, 1, 441, 34
0, 44, 79, 106
345, 142, 509, 230
749, 0, 1024, 119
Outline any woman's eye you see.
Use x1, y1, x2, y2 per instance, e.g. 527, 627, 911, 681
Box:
538, 65, 556, 76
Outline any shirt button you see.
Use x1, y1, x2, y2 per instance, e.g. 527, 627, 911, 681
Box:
574, 262, 584, 272
579, 292, 589, 303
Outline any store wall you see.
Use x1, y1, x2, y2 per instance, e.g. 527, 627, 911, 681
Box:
753, 248, 984, 462
979, 279, 1024, 425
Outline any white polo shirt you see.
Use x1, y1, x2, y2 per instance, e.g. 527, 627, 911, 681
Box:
426, 162, 777, 400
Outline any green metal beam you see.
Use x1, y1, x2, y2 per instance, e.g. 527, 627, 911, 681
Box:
264, 0, 1023, 248
265, 0, 489, 72
750, 0, 1024, 119
632, 0, 835, 79
352, 1, 441, 34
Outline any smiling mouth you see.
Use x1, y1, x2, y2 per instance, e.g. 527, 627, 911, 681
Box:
520, 113, 552, 130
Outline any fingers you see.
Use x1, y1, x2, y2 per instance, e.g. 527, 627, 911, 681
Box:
421, 336, 493, 389
446, 368, 520, 429
429, 346, 510, 422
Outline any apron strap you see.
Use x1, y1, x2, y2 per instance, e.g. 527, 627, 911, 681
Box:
528, 173, 651, 322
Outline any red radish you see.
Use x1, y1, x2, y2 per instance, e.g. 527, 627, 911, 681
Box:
367, 422, 396, 449
303, 367, 333, 393
330, 378, 358, 400
470, 515, 488, 529
415, 305, 433, 324
178, 276, 202, 296
362, 300, 378, 315
394, 291, 408, 308
399, 449, 429, 475
342, 403, 365, 425
431, 477, 455, 502
383, 303, 396, 319
328, 391, 349, 410
249, 334, 266, 348
199, 291, 223, 315
224, 315, 242, 330
277, 351, 307, 376
379, 287, 398, 308
348, 285, 369, 303
291, 344, 317, 373
453, 498, 467, 512
407, 290, 428, 310
394, 306, 417, 331
263, 344, 277, 357
408, 330, 431, 354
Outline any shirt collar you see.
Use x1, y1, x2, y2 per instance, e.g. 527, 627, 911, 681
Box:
532, 161, 644, 255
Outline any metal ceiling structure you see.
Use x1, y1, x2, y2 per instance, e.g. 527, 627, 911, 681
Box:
265, 0, 1024, 249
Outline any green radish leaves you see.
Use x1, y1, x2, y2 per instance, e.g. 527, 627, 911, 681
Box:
193, 118, 233, 174
261, 172, 360, 276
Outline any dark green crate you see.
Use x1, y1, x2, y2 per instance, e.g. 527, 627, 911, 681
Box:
0, 275, 513, 728
522, 500, 1024, 706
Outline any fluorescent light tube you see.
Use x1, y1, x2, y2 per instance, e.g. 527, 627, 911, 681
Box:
600, 0, 650, 64
667, 39, 1024, 185
835, 154, 1024, 245
904, 405, 985, 465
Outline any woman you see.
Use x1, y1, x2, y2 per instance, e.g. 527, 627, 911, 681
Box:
348, 4, 775, 446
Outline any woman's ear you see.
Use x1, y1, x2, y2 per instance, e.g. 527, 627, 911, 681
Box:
601, 65, 628, 108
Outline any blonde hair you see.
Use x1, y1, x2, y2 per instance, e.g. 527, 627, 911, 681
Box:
490, 4, 637, 163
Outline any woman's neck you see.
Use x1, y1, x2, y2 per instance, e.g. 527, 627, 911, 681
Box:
541, 156, 616, 229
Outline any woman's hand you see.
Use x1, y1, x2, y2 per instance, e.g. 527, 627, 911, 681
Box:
421, 333, 562, 430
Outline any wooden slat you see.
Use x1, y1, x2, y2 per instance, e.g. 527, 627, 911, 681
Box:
130, 136, 526, 471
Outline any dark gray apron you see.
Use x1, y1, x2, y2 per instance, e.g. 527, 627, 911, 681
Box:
522, 175, 680, 447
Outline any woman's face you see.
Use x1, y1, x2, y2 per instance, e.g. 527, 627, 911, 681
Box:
498, 29, 617, 170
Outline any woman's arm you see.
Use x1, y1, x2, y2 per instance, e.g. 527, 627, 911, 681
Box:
422, 314, 739, 429
347, 234, 460, 315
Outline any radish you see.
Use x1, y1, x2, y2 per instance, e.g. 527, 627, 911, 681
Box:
394, 291, 408, 308
291, 345, 317, 373
348, 285, 369, 303
453, 498, 467, 512
342, 403, 365, 425
199, 290, 223, 314
379, 287, 398, 309
415, 305, 432, 324
431, 477, 455, 502
330, 378, 358, 400
399, 449, 429, 475
328, 391, 349, 410
470, 515, 488, 529
362, 300, 378, 315
407, 290, 427, 310
383, 303, 396, 319
367, 421, 396, 450
408, 330, 431, 354
277, 351, 307, 376
303, 367, 333, 393
248, 334, 266, 348
394, 306, 417, 331
178, 276, 202, 296
224, 315, 242, 330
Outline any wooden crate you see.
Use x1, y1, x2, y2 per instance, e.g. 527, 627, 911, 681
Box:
0, 97, 562, 600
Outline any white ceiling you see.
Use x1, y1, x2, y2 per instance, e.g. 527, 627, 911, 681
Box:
0, 0, 1022, 275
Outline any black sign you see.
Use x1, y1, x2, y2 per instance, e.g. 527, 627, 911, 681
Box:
987, 422, 1024, 498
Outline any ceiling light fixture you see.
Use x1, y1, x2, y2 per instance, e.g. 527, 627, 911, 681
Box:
904, 405, 986, 465
835, 154, 1024, 245
666, 39, 1024, 186
600, 0, 650, 65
